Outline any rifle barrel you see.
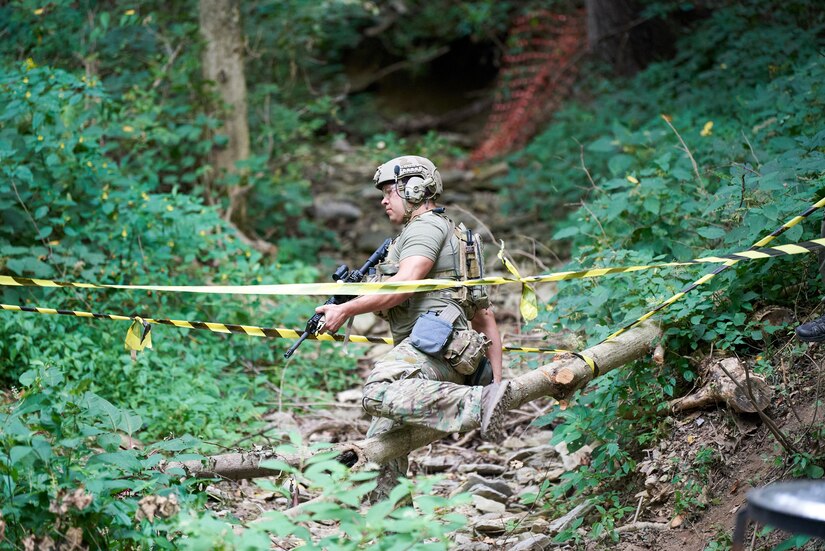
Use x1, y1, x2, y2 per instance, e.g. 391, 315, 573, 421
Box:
283, 331, 310, 359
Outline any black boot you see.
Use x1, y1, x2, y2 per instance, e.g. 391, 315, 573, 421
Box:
795, 314, 825, 342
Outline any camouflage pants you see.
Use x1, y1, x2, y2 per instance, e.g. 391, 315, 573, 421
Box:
362, 338, 483, 499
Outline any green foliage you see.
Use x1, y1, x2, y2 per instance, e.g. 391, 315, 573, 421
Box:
1, 368, 465, 550
241, 438, 468, 550
0, 365, 205, 549
168, 435, 468, 550
506, 0, 825, 541
0, 60, 353, 445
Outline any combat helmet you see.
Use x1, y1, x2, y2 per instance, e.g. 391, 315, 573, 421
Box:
373, 155, 443, 204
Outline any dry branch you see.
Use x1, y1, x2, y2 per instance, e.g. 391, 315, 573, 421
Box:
167, 321, 661, 480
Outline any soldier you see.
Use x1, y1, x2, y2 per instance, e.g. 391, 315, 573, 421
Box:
315, 155, 512, 496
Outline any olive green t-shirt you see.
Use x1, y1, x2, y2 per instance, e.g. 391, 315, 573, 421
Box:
385, 211, 469, 342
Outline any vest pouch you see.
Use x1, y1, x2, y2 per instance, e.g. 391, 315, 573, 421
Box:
465, 357, 493, 387
444, 329, 491, 375
410, 311, 454, 356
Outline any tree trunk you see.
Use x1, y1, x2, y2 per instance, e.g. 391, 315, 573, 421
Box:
199, 0, 250, 222
585, 0, 673, 75
168, 321, 662, 480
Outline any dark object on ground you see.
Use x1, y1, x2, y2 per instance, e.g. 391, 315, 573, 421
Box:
733, 480, 825, 550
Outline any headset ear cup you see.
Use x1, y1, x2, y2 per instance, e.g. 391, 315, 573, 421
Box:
404, 176, 426, 203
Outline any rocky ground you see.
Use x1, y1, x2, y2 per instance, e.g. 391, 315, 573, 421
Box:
203, 332, 825, 550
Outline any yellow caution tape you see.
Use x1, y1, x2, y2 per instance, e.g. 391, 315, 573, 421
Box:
601, 196, 825, 342
4, 198, 825, 376
5, 236, 825, 298
124, 317, 152, 356
0, 302, 586, 357
497, 241, 538, 321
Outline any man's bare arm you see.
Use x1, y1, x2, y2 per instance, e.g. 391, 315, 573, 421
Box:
315, 255, 434, 332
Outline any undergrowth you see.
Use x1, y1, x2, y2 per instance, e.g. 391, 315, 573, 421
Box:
501, 0, 825, 544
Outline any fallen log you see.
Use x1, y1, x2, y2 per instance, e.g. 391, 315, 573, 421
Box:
168, 321, 661, 479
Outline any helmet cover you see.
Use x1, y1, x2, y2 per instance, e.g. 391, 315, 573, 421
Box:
373, 155, 443, 203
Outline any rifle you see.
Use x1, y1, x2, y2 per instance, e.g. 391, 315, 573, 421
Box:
284, 238, 392, 359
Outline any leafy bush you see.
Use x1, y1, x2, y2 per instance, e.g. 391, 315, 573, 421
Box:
0, 60, 368, 447
508, 0, 825, 541
1, 367, 463, 550
177, 436, 469, 550
0, 365, 205, 548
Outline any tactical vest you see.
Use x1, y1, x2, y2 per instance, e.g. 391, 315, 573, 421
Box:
373, 213, 489, 319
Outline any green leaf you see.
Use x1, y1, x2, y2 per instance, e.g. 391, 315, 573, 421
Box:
643, 195, 661, 215
149, 435, 200, 452
9, 445, 33, 464
697, 227, 726, 239
117, 412, 143, 434
169, 453, 206, 462
97, 433, 122, 452
14, 166, 33, 182
258, 459, 295, 474
607, 154, 635, 176
587, 137, 617, 153
553, 226, 579, 239
88, 451, 143, 472
805, 464, 824, 479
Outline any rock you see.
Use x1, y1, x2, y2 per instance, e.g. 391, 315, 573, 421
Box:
543, 467, 567, 482
530, 518, 550, 533
515, 467, 541, 485
454, 542, 491, 551
453, 534, 474, 546
473, 495, 506, 514
501, 436, 526, 449
510, 534, 552, 550
518, 485, 541, 500
260, 412, 299, 435
331, 138, 354, 152
472, 513, 520, 534
457, 463, 507, 476
312, 198, 362, 222
520, 430, 554, 448
453, 474, 514, 498
351, 312, 386, 337
553, 441, 592, 471
505, 449, 533, 463
507, 445, 559, 466
336, 389, 362, 403
467, 484, 509, 503
418, 455, 453, 473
